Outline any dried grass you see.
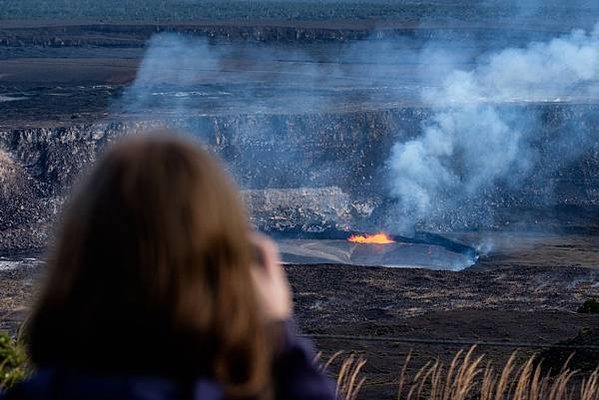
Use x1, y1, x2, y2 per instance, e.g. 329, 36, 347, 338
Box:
321, 346, 599, 400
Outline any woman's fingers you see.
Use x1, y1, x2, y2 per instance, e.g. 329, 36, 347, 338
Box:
250, 233, 293, 322
251, 233, 280, 271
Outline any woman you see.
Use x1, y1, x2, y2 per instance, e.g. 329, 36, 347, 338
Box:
3, 132, 336, 400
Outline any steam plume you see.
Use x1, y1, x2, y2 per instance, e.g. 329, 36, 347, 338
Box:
388, 22, 599, 230
120, 21, 599, 234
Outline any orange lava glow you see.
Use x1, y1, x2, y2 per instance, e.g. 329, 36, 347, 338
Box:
347, 233, 395, 244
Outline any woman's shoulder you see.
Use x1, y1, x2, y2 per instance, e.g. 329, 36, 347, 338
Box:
1, 322, 335, 400
1, 369, 224, 400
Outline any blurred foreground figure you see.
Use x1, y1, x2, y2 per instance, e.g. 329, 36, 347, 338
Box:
3, 132, 335, 400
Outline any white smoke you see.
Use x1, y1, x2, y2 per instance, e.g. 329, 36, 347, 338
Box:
119, 33, 341, 117
388, 22, 599, 227
120, 21, 599, 233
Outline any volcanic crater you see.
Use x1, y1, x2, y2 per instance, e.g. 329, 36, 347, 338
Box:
1, 5, 599, 398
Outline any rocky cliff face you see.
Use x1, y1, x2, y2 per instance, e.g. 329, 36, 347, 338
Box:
241, 187, 382, 234
0, 23, 567, 48
0, 104, 598, 253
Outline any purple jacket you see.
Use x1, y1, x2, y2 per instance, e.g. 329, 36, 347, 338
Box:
1, 322, 336, 400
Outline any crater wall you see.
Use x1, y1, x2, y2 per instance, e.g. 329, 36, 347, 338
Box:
0, 104, 598, 253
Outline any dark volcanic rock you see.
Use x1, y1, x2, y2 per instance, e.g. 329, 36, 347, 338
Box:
540, 328, 599, 374
0, 23, 566, 48
0, 150, 41, 229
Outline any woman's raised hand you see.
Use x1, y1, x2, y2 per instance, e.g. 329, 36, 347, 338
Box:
250, 233, 293, 322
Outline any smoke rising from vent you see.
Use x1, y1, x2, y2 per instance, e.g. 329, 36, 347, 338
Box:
388, 22, 599, 231
119, 34, 338, 117
120, 21, 599, 234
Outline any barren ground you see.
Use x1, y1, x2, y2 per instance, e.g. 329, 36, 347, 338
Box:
1, 232, 598, 398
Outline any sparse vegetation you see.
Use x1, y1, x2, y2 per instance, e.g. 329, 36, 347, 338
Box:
0, 329, 598, 399
1, 0, 591, 23
578, 299, 599, 314
323, 346, 599, 400
540, 328, 599, 375
0, 331, 29, 390
0, 1, 476, 23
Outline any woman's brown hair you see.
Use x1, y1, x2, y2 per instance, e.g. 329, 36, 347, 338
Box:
27, 131, 270, 397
